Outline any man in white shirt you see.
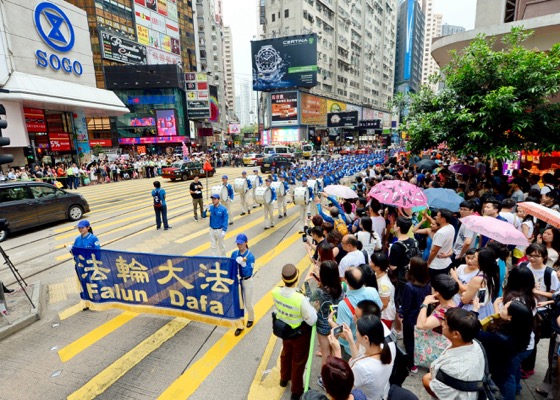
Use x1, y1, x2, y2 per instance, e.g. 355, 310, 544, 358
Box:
338, 234, 366, 278
499, 198, 521, 229
428, 208, 455, 280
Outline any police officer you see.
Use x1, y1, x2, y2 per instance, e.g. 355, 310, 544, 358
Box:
264, 178, 277, 230
221, 175, 235, 225
273, 264, 317, 400
72, 220, 101, 249
208, 194, 229, 256
251, 169, 263, 208
277, 174, 289, 219
239, 171, 253, 216
231, 233, 255, 336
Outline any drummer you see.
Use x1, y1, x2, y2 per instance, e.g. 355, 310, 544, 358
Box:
264, 178, 277, 230
239, 171, 253, 216
221, 175, 235, 225
277, 174, 289, 219
298, 177, 314, 234
251, 169, 263, 209
271, 168, 279, 182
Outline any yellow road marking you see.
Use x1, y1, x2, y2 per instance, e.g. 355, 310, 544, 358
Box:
58, 302, 86, 321
58, 312, 138, 362
157, 257, 310, 400
247, 334, 283, 400
67, 318, 190, 400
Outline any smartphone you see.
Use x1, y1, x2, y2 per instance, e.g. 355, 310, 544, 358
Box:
302, 234, 307, 243
311, 272, 320, 282
477, 288, 487, 303
332, 325, 343, 336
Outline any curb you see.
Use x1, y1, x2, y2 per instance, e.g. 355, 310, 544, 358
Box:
0, 281, 42, 341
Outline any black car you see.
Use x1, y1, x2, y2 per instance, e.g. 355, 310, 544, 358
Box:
261, 154, 294, 173
162, 161, 215, 181
0, 181, 90, 241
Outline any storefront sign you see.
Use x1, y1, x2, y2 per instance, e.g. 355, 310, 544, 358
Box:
146, 46, 181, 65
118, 136, 188, 144
327, 111, 358, 128
99, 30, 147, 65
24, 107, 47, 132
186, 72, 210, 119
90, 139, 113, 147
49, 132, 71, 151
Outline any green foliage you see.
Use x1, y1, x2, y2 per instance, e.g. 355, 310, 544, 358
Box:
405, 27, 560, 158
92, 144, 103, 156
241, 124, 257, 134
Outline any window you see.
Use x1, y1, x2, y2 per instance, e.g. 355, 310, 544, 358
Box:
0, 187, 33, 202
30, 185, 58, 199
272, 13, 275, 22
284, 9, 289, 18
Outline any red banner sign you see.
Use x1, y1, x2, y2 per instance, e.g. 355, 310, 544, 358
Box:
49, 133, 71, 151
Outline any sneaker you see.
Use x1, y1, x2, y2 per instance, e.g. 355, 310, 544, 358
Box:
240, 212, 246, 216
248, 210, 251, 215
521, 369, 535, 379
283, 212, 287, 217
410, 366, 418, 374
252, 205, 258, 208
229, 222, 233, 225
164, 227, 172, 230
278, 215, 283, 219
317, 377, 325, 390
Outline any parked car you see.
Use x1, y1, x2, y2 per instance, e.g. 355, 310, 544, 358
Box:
0, 181, 90, 242
161, 161, 215, 181
243, 153, 264, 167
261, 154, 294, 173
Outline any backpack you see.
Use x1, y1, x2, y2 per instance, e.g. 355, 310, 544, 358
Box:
519, 262, 555, 338
334, 215, 349, 236
395, 239, 421, 267
153, 189, 163, 208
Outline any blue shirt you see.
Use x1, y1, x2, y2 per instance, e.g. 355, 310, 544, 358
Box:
151, 188, 166, 206
209, 204, 228, 231
245, 178, 253, 190
231, 248, 255, 278
73, 232, 100, 249
337, 286, 382, 354
224, 183, 234, 200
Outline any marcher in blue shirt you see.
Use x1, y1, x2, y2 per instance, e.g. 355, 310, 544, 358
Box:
209, 194, 229, 256
152, 181, 170, 230
72, 219, 100, 250
221, 175, 235, 225
263, 178, 277, 229
231, 233, 256, 336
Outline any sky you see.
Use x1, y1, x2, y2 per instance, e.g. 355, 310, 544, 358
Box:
221, 0, 477, 89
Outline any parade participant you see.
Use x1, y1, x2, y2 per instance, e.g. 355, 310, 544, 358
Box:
271, 168, 279, 182
277, 174, 289, 218
251, 169, 263, 208
273, 264, 317, 400
72, 220, 100, 250
239, 171, 253, 216
298, 177, 314, 234
152, 181, 171, 230
264, 178, 277, 230
221, 175, 235, 225
231, 233, 255, 336
208, 194, 228, 256
189, 175, 204, 221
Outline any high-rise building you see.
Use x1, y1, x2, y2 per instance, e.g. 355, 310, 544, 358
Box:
256, 0, 398, 144
238, 80, 254, 128
223, 26, 236, 120
395, 0, 425, 94
441, 23, 466, 37
420, 0, 441, 90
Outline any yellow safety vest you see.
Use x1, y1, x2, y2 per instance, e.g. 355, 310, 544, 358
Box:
272, 287, 305, 329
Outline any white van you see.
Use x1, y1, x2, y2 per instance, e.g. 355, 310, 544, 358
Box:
264, 146, 289, 155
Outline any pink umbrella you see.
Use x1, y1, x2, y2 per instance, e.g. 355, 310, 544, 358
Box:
182, 141, 189, 159
368, 180, 428, 208
460, 215, 529, 247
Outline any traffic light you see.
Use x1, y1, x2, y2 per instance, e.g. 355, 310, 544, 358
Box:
23, 146, 35, 163
0, 117, 13, 166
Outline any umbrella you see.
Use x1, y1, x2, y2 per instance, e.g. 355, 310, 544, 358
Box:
324, 185, 358, 199
182, 141, 189, 159
424, 188, 464, 212
368, 180, 428, 208
460, 215, 529, 247
416, 159, 437, 171
518, 202, 560, 230
448, 164, 477, 175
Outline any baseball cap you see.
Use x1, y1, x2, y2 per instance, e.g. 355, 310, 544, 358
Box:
265, 178, 271, 182
211, 194, 220, 199
222, 175, 228, 179
235, 233, 248, 244
242, 171, 247, 175
77, 220, 90, 228
253, 169, 258, 172
302, 177, 308, 182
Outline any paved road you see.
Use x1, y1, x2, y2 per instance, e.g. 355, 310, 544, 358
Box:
0, 167, 550, 399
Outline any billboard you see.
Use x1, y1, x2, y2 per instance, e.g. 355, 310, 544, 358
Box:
209, 85, 220, 123
327, 111, 359, 128
271, 128, 299, 143
271, 91, 298, 126
251, 34, 317, 91
156, 109, 177, 136
99, 30, 147, 65
327, 100, 346, 113
300, 93, 327, 126
404, 0, 415, 80
186, 72, 210, 119
229, 123, 241, 134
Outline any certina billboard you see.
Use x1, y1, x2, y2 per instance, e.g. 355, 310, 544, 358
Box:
0, 0, 96, 87
251, 34, 317, 91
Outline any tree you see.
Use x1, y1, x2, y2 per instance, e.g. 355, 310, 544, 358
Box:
241, 124, 257, 134
405, 27, 560, 158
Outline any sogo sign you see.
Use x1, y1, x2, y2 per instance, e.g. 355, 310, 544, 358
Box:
33, 2, 83, 76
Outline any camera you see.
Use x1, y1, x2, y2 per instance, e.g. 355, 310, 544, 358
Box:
303, 226, 311, 236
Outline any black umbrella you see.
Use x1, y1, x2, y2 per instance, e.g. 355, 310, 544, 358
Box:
416, 159, 437, 171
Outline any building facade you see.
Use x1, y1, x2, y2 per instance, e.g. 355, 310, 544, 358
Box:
395, 0, 425, 94
420, 0, 441, 90
441, 23, 465, 37
222, 26, 236, 121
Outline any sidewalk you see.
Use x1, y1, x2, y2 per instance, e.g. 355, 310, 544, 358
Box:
0, 282, 42, 340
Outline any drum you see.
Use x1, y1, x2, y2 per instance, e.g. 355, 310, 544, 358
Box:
293, 186, 310, 205
248, 175, 259, 188
234, 178, 248, 193
254, 187, 272, 204
307, 180, 318, 194
317, 178, 324, 192
211, 185, 228, 201
271, 182, 285, 197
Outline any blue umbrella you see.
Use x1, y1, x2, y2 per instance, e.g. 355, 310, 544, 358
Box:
424, 188, 464, 212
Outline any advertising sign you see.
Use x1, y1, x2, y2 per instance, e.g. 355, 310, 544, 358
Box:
146, 46, 181, 65
327, 100, 346, 113
24, 107, 46, 133
73, 111, 90, 154
271, 128, 299, 142
186, 72, 210, 119
156, 109, 177, 136
209, 85, 220, 123
300, 93, 326, 126
359, 120, 381, 129
327, 111, 359, 128
49, 132, 71, 151
251, 34, 317, 91
99, 30, 147, 65
228, 123, 241, 134
404, 0, 415, 80
271, 91, 298, 126
118, 136, 188, 144
137, 25, 149, 45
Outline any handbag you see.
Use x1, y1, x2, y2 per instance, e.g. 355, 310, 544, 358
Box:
272, 312, 303, 340
413, 326, 450, 368
536, 305, 554, 339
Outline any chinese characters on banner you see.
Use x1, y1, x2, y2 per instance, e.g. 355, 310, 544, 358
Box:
71, 248, 243, 326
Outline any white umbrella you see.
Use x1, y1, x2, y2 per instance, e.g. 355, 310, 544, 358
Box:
324, 185, 359, 199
